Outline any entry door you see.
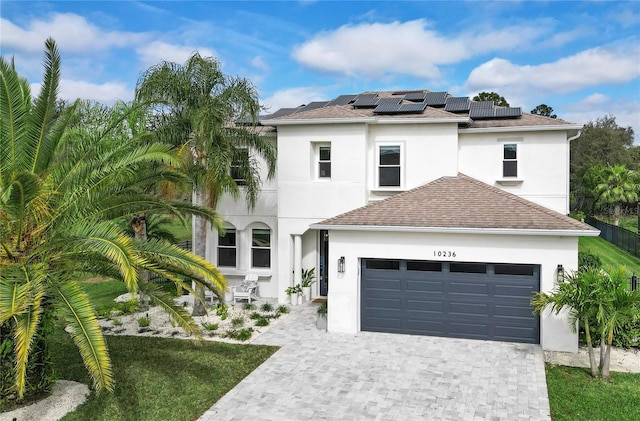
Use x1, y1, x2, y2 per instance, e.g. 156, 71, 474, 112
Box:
319, 230, 329, 296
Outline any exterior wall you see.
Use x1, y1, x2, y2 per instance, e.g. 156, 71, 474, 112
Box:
326, 229, 579, 352
458, 130, 570, 214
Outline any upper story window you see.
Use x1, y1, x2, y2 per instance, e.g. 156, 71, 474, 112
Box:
218, 228, 237, 267
378, 145, 401, 187
503, 144, 517, 177
318, 145, 331, 178
251, 228, 271, 268
231, 148, 249, 186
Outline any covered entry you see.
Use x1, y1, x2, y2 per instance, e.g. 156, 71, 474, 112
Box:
361, 259, 540, 344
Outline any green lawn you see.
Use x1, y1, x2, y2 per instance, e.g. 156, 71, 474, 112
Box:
579, 236, 640, 275
546, 364, 640, 421
51, 278, 278, 420
52, 331, 277, 421
166, 215, 192, 242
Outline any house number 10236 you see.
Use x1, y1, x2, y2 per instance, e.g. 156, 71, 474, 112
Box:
434, 250, 456, 258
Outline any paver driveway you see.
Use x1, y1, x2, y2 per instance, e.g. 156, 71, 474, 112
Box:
199, 303, 551, 421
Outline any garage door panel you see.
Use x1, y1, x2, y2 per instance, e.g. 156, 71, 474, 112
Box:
361, 259, 540, 344
406, 279, 444, 293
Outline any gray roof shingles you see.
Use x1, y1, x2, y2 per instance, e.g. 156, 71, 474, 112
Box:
317, 174, 596, 233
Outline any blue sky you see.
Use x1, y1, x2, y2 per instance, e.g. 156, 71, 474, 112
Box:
1, 1, 639, 137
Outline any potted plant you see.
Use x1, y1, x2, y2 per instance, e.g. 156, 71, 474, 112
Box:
285, 284, 302, 306
301, 268, 316, 302
316, 301, 327, 330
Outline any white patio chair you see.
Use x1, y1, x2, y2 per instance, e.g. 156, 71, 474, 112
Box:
232, 274, 260, 304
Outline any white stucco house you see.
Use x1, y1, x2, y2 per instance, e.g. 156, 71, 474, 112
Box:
206, 90, 599, 352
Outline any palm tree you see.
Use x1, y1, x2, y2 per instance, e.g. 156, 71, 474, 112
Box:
0, 39, 226, 401
532, 267, 604, 377
135, 52, 276, 316
595, 165, 639, 226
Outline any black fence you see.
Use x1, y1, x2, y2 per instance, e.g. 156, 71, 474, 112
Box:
586, 216, 639, 258
148, 240, 192, 287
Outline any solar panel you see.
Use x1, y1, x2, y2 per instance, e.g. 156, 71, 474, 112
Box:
398, 102, 427, 113
404, 92, 426, 102
444, 96, 470, 112
326, 95, 357, 106
495, 107, 522, 118
262, 108, 300, 119
296, 101, 329, 113
469, 101, 496, 119
373, 98, 403, 113
352, 94, 379, 108
424, 92, 448, 107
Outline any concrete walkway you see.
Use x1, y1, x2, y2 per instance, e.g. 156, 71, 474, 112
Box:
199, 303, 551, 421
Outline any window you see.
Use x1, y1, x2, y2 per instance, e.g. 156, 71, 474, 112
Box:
231, 148, 249, 186
503, 144, 517, 177
251, 229, 271, 268
318, 145, 331, 178
217, 229, 236, 267
365, 259, 400, 270
378, 145, 401, 187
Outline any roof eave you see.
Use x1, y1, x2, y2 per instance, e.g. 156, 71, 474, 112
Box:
459, 124, 583, 134
262, 116, 470, 126
308, 224, 600, 237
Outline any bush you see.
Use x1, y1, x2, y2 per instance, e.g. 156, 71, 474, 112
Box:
578, 251, 602, 269
249, 312, 262, 320
137, 316, 151, 327
242, 303, 256, 310
234, 328, 253, 341
260, 303, 274, 312
254, 317, 270, 327
231, 317, 245, 328
201, 322, 219, 331
112, 318, 122, 326
276, 305, 289, 314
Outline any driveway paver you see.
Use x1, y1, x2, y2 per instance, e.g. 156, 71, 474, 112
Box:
199, 303, 551, 421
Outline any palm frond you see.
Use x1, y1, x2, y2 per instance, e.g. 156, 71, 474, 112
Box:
53, 281, 114, 393
140, 281, 202, 337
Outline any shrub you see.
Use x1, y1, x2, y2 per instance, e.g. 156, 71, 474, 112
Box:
276, 305, 289, 314
243, 303, 256, 311
112, 318, 122, 327
201, 322, 219, 331
578, 251, 602, 269
249, 312, 262, 320
234, 328, 253, 341
231, 317, 245, 328
254, 317, 270, 327
260, 303, 274, 312
137, 316, 151, 327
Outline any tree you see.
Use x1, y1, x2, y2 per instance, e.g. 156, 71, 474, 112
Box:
530, 104, 557, 118
570, 115, 636, 213
472, 91, 509, 107
0, 39, 226, 403
594, 165, 639, 226
532, 267, 603, 377
136, 52, 276, 316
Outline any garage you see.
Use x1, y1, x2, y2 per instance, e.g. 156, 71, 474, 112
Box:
361, 259, 540, 344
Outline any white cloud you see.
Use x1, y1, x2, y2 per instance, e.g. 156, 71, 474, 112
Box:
261, 86, 328, 112
31, 79, 133, 103
466, 44, 640, 95
251, 56, 269, 72
136, 41, 217, 68
0, 13, 145, 54
292, 19, 547, 80
563, 94, 640, 142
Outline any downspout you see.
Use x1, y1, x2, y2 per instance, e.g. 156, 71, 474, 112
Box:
566, 129, 582, 215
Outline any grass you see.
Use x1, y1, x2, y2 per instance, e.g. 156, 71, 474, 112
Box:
546, 364, 640, 421
79, 279, 128, 312
579, 236, 640, 275
596, 214, 638, 233
51, 329, 277, 421
165, 215, 192, 242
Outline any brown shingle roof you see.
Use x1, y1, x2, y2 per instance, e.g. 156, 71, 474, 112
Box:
317, 174, 597, 233
466, 112, 574, 129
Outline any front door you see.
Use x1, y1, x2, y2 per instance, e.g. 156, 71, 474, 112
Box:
319, 230, 329, 296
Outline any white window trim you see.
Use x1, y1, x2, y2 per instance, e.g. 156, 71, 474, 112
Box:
375, 142, 405, 190
496, 138, 523, 184
316, 142, 331, 180
217, 227, 237, 268
251, 228, 271, 269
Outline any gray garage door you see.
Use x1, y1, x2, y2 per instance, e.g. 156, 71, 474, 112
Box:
361, 259, 540, 344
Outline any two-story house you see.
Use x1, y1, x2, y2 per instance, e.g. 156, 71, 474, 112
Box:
209, 90, 598, 353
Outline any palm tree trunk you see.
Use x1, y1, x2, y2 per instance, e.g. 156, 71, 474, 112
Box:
584, 321, 599, 377
131, 214, 149, 311
191, 188, 208, 317
599, 335, 606, 372
602, 328, 614, 380
614, 204, 621, 226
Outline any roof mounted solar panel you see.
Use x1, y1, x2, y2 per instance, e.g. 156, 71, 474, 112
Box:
469, 101, 496, 119
397, 102, 428, 113
296, 101, 329, 113
352, 94, 379, 108
373, 98, 403, 113
444, 96, 470, 112
495, 107, 522, 118
404, 92, 426, 102
263, 107, 300, 119
424, 91, 448, 107
326, 94, 358, 106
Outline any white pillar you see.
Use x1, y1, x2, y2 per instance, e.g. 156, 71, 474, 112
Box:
293, 234, 302, 286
